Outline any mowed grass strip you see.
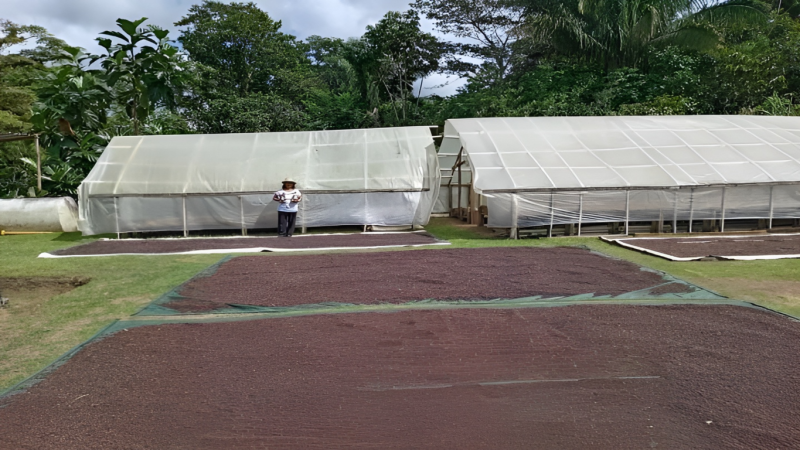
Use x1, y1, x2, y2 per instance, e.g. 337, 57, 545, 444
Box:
2, 218, 800, 391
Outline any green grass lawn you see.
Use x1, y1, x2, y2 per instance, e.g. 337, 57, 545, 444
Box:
2, 219, 799, 391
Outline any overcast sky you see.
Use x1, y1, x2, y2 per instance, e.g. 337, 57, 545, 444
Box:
3, 0, 466, 95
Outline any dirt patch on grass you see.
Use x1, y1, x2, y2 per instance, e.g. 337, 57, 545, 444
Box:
0, 277, 90, 314
1, 305, 799, 449
0, 276, 90, 294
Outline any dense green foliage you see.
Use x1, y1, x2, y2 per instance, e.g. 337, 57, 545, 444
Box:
2, 0, 800, 197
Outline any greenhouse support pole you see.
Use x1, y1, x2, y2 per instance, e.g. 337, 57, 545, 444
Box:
577, 193, 583, 236
510, 194, 519, 239
688, 189, 695, 233
769, 185, 775, 229
182, 196, 188, 237
114, 196, 120, 240
549, 193, 555, 238
35, 135, 42, 191
672, 191, 678, 234
624, 190, 630, 235
720, 187, 727, 233
301, 196, 307, 234
363, 129, 369, 231
458, 154, 463, 219
448, 180, 453, 212
239, 196, 246, 236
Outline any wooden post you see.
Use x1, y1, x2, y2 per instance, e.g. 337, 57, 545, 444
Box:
457, 154, 463, 220
448, 179, 453, 214
469, 185, 481, 225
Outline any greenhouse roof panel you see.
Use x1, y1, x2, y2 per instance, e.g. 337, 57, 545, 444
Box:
81, 127, 436, 196
444, 116, 800, 192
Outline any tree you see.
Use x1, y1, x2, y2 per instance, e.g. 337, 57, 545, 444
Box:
304, 36, 377, 130
514, 0, 767, 70
351, 10, 445, 125
176, 1, 318, 132
412, 0, 524, 83
0, 20, 69, 198
91, 17, 190, 135
0, 20, 68, 133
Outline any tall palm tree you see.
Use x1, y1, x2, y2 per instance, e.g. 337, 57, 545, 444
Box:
517, 0, 766, 69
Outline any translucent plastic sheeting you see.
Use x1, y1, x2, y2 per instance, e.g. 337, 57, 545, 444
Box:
81, 192, 437, 235
487, 185, 800, 228
444, 116, 800, 193
0, 197, 78, 232
78, 127, 438, 235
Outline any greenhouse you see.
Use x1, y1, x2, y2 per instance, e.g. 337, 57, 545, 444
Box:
441, 116, 800, 237
77, 127, 439, 236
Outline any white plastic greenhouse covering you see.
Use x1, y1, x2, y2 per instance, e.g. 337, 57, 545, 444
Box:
442, 116, 800, 231
77, 127, 439, 235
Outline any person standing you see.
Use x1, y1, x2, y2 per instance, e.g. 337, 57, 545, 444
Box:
273, 177, 302, 237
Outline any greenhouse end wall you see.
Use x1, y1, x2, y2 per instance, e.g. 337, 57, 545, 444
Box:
487, 184, 800, 230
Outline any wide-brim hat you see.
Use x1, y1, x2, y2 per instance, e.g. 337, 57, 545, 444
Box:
281, 177, 297, 185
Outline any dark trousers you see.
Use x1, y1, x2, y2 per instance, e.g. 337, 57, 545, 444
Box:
278, 211, 297, 236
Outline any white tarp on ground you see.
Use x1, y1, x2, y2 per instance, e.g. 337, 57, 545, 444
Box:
78, 127, 439, 235
442, 116, 800, 228
0, 197, 78, 232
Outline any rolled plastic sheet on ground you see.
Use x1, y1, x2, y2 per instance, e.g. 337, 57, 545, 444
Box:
0, 197, 78, 232
77, 127, 439, 235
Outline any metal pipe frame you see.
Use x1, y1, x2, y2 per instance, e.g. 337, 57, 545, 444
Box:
577, 193, 583, 236
720, 187, 727, 233
182, 196, 188, 237
548, 193, 555, 238
239, 196, 246, 236
769, 185, 775, 229
624, 190, 630, 235
481, 180, 800, 194
89, 188, 429, 199
672, 191, 678, 234
688, 188, 695, 233
510, 194, 519, 240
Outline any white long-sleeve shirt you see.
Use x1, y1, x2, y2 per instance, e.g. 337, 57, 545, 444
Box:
273, 189, 302, 213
